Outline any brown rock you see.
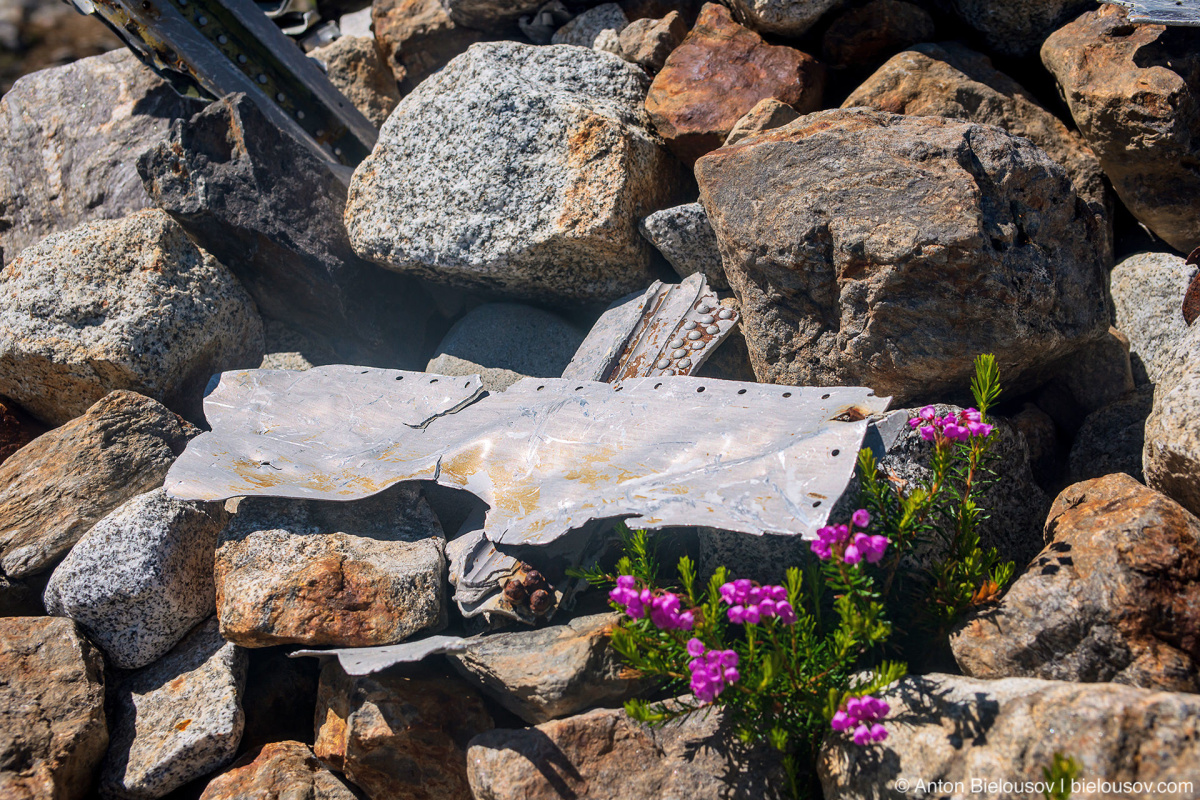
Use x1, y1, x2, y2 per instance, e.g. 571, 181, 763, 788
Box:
309, 36, 401, 128
843, 42, 1111, 227
0, 397, 44, 465
466, 706, 785, 800
821, 0, 934, 69
617, 11, 687, 73
0, 391, 195, 580
199, 742, 361, 800
0, 617, 107, 800
1144, 319, 1200, 518
695, 108, 1111, 404
951, 474, 1200, 691
215, 487, 447, 649
645, 3, 824, 165
373, 0, 487, 94
722, 97, 799, 146
314, 662, 492, 800
1042, 5, 1200, 253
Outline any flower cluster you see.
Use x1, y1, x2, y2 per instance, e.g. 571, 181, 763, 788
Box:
908, 406, 994, 443
831, 694, 890, 745
687, 638, 740, 704
609, 576, 694, 630
811, 509, 889, 565
720, 579, 797, 624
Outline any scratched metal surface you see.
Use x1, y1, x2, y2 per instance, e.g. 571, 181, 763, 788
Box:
167, 367, 889, 543
291, 634, 470, 675
1103, 0, 1200, 24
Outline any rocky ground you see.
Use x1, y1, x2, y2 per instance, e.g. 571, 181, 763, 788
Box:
0, 0, 1199, 798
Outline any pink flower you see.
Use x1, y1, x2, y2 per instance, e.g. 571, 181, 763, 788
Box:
687, 638, 705, 657
833, 694, 890, 745
851, 508, 871, 528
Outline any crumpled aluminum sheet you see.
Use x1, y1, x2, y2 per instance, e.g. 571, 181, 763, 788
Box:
166, 368, 889, 544
291, 634, 469, 675
1102, 0, 1200, 25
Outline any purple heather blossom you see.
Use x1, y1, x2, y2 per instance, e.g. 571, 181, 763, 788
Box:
833, 694, 890, 744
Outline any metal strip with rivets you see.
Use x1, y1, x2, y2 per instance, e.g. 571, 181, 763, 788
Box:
1102, 0, 1200, 25
166, 365, 891, 544
562, 272, 739, 382
64, 0, 377, 169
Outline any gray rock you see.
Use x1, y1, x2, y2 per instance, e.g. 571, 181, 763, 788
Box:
44, 489, 229, 670
308, 35, 401, 128
552, 3, 627, 46
723, 97, 800, 146
1111, 251, 1198, 385
0, 209, 265, 426
1036, 326, 1134, 429
344, 42, 681, 304
0, 391, 196, 580
442, 0, 542, 31
1068, 387, 1153, 484
0, 50, 204, 265
639, 203, 727, 289
695, 108, 1111, 405
0, 617, 108, 800
448, 613, 644, 723
101, 618, 247, 800
431, 302, 586, 378
615, 11, 686, 73
139, 94, 445, 369
214, 485, 446, 648
724, 0, 842, 37
951, 0, 1095, 57
821, 0, 934, 69
951, 473, 1200, 692
339, 7, 374, 37
467, 706, 785, 800
1144, 320, 1200, 518
819, 673, 1200, 799
426, 353, 527, 393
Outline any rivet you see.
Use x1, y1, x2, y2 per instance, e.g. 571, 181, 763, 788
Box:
687, 330, 702, 340
237, 54, 247, 63
718, 308, 734, 320
276, 92, 285, 102
697, 303, 710, 314
334, 147, 343, 156
684, 321, 697, 330
690, 340, 704, 350
677, 357, 692, 368
672, 349, 687, 358
656, 358, 670, 369
197, 14, 207, 24
670, 338, 685, 349
699, 315, 715, 324
217, 34, 228, 44
296, 110, 305, 120
257, 73, 268, 84
706, 325, 719, 335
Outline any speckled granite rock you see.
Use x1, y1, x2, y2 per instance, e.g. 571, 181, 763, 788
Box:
821, 0, 933, 69
696, 108, 1111, 405
198, 741, 362, 800
372, 0, 486, 94
0, 391, 195, 580
0, 50, 204, 265
0, 617, 108, 800
638, 203, 726, 289
843, 42, 1110, 230
723, 97, 799, 146
431, 302, 586, 378
951, 474, 1200, 691
951, 0, 1094, 57
425, 354, 527, 394
1111, 251, 1198, 385
44, 489, 229, 670
1144, 321, 1200, 518
1069, 387, 1153, 484
552, 3, 627, 46
645, 3, 824, 165
449, 613, 643, 723
1042, 5, 1200, 253
345, 42, 679, 304
309, 36, 400, 128
467, 706, 785, 800
215, 486, 446, 648
101, 618, 247, 800
0, 210, 264, 425
819, 673, 1200, 798
723, 0, 841, 37
314, 662, 492, 800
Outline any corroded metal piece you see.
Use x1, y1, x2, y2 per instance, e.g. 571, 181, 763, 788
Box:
65, 0, 377, 168
166, 366, 890, 544
1102, 0, 1200, 25
562, 273, 739, 382
291, 634, 470, 675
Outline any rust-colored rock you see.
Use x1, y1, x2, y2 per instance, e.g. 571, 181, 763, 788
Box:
0, 391, 195, 580
314, 662, 492, 800
951, 474, 1200, 692
0, 617, 107, 800
373, 0, 487, 94
1042, 5, 1200, 253
0, 397, 44, 465
645, 3, 824, 165
199, 741, 361, 800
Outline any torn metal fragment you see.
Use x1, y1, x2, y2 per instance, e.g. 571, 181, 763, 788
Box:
562, 272, 739, 382
291, 634, 469, 675
167, 366, 890, 545
1102, 0, 1200, 25
66, 0, 377, 169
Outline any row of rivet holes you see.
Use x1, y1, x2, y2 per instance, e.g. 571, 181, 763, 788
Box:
173, 0, 343, 158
